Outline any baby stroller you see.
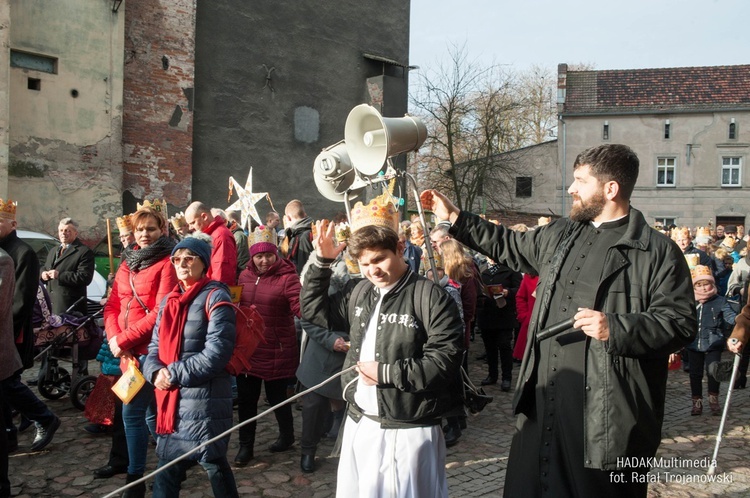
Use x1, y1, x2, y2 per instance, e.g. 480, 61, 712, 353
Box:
33, 295, 104, 410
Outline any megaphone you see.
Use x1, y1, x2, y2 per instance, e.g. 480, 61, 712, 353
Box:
344, 104, 427, 176
312, 142, 364, 203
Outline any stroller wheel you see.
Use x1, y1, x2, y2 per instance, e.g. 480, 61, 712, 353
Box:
71, 375, 97, 410
38, 367, 71, 400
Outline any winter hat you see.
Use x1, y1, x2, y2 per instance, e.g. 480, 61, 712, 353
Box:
250, 225, 278, 257
172, 233, 212, 268
724, 225, 738, 234
690, 265, 714, 286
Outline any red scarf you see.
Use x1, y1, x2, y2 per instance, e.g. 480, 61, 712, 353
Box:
155, 276, 211, 434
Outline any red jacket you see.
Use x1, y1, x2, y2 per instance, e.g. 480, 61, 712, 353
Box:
238, 256, 301, 380
104, 257, 178, 357
203, 218, 237, 286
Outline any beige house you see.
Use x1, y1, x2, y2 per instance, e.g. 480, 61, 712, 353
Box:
557, 63, 750, 231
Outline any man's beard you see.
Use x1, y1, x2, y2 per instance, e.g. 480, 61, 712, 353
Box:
570, 190, 606, 222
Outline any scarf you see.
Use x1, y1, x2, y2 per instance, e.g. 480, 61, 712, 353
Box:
154, 276, 211, 434
694, 284, 718, 304
123, 235, 176, 271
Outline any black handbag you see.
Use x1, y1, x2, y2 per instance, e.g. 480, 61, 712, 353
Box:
461, 367, 493, 414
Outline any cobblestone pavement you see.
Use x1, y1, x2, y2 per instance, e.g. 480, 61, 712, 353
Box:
8, 346, 750, 497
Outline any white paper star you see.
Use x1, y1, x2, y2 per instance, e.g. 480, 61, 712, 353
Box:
227, 168, 267, 229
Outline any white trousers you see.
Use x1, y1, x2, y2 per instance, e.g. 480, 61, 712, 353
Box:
336, 415, 448, 498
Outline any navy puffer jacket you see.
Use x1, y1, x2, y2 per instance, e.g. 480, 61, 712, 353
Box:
238, 256, 301, 380
144, 281, 236, 462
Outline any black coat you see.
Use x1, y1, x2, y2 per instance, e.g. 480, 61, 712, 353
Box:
43, 238, 95, 315
0, 230, 40, 367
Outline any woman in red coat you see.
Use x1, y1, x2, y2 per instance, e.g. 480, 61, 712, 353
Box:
513, 273, 539, 361
234, 226, 301, 466
104, 207, 177, 496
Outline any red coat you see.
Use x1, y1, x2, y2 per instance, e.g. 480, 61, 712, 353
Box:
238, 256, 301, 380
104, 256, 178, 357
203, 218, 237, 286
513, 274, 538, 360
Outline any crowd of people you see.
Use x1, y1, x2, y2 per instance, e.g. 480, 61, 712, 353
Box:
0, 142, 749, 497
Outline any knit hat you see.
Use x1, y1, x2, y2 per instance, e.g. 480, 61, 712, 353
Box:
250, 225, 278, 257
172, 234, 212, 268
691, 265, 714, 285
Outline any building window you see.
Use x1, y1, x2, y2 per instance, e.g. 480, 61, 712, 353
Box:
515, 176, 532, 198
654, 217, 676, 229
602, 122, 610, 140
27, 78, 41, 91
722, 157, 741, 187
10, 49, 57, 74
729, 120, 737, 140
664, 120, 671, 139
656, 157, 676, 187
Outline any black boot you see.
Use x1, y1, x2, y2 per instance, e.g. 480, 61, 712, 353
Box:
269, 432, 295, 452
122, 473, 145, 498
234, 445, 254, 466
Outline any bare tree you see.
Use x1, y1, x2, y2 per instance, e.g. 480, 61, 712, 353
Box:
409, 45, 557, 215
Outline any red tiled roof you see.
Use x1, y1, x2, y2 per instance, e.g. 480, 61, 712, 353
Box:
562, 64, 750, 114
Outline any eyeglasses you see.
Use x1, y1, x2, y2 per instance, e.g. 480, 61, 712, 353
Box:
170, 255, 198, 266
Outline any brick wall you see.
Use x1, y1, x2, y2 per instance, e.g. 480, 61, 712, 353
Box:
122, 0, 196, 209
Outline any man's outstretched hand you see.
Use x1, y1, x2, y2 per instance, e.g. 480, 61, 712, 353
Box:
420, 190, 460, 224
314, 219, 346, 260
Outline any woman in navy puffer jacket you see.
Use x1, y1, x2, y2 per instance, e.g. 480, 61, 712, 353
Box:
234, 226, 301, 466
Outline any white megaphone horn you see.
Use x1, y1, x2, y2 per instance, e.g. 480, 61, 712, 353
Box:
344, 104, 427, 176
312, 142, 364, 203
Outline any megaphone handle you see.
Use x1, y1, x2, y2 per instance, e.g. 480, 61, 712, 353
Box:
344, 190, 353, 225
404, 173, 440, 285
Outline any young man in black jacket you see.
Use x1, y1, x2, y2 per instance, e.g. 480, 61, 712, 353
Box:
301, 219, 464, 498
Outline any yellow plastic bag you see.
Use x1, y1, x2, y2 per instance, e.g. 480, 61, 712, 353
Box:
111, 358, 146, 404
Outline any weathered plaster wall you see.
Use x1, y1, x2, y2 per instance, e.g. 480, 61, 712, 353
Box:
192, 2, 411, 219
122, 0, 196, 211
0, 2, 9, 198
8, 0, 124, 242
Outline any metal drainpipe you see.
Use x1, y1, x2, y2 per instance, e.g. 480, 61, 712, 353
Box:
560, 116, 567, 215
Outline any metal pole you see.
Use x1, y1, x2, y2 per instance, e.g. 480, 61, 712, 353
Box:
707, 353, 741, 475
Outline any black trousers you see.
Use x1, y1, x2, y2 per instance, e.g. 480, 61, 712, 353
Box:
108, 397, 129, 468
687, 349, 721, 397
481, 328, 513, 381
0, 383, 9, 498
299, 388, 332, 456
236, 375, 294, 447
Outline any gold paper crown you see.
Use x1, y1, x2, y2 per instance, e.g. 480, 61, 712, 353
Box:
422, 250, 444, 269
0, 198, 17, 221
170, 212, 187, 230
350, 192, 400, 233
684, 253, 700, 269
537, 216, 551, 226
696, 226, 711, 238
116, 214, 134, 234
251, 225, 278, 246
137, 199, 168, 219
670, 227, 690, 241
344, 250, 360, 275
335, 222, 351, 243
722, 237, 737, 249
690, 265, 712, 280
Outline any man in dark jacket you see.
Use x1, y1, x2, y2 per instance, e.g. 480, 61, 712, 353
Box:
0, 201, 60, 454
280, 199, 313, 275
41, 217, 95, 315
425, 144, 696, 497
301, 221, 464, 496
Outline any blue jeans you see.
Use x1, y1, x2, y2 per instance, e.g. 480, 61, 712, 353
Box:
152, 457, 238, 498
122, 357, 156, 475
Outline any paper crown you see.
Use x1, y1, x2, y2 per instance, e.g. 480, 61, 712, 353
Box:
670, 227, 690, 241
721, 236, 737, 249
0, 198, 17, 221
344, 250, 360, 275
684, 253, 700, 269
137, 199, 168, 219
537, 216, 551, 226
335, 222, 351, 243
170, 212, 188, 231
696, 226, 711, 238
690, 265, 713, 282
116, 214, 134, 234
251, 225, 278, 247
422, 250, 444, 269
350, 192, 400, 233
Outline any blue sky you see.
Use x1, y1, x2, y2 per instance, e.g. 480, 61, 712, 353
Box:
410, 0, 749, 73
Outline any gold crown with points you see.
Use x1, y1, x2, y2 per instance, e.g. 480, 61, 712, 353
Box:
344, 250, 360, 275
670, 227, 690, 241
537, 216, 551, 227
0, 198, 17, 220
350, 192, 400, 233
690, 264, 713, 281
137, 199, 168, 219
170, 212, 188, 230
251, 225, 278, 246
696, 226, 711, 238
421, 250, 444, 270
335, 222, 351, 243
116, 214, 134, 234
684, 253, 700, 269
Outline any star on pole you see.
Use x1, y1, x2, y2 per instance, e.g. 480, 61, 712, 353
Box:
227, 168, 267, 230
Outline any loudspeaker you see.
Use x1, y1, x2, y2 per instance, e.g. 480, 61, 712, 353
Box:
344, 104, 427, 175
312, 142, 363, 202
